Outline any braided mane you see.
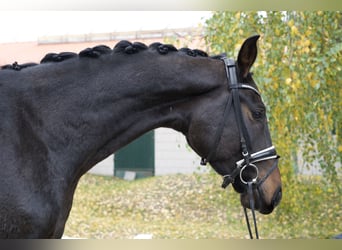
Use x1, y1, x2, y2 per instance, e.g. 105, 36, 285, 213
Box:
1, 41, 209, 71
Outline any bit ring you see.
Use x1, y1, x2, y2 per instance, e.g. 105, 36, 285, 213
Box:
240, 163, 259, 185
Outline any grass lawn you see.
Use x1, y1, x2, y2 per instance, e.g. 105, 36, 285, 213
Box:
63, 172, 341, 239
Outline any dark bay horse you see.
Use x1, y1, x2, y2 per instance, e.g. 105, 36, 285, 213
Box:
0, 35, 282, 238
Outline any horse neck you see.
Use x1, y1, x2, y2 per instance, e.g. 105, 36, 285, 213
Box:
23, 52, 224, 176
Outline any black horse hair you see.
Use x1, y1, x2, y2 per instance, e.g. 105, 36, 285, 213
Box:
1, 41, 211, 71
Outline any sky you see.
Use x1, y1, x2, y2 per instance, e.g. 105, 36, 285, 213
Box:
0, 11, 212, 43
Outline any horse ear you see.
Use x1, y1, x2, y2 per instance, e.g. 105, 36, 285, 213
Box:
237, 35, 260, 78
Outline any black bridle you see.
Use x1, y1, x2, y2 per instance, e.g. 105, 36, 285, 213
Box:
200, 57, 280, 239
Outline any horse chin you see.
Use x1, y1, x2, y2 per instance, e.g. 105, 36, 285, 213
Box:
239, 189, 275, 215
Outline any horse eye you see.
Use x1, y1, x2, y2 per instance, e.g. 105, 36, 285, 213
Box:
252, 110, 264, 120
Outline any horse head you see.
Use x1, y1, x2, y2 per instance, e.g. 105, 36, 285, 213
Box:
186, 35, 282, 215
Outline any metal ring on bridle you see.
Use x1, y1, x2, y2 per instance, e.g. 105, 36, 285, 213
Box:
240, 163, 259, 185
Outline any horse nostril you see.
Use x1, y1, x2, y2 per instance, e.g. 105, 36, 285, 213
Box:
272, 187, 282, 207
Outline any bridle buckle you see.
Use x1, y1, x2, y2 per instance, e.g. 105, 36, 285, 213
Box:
242, 150, 249, 158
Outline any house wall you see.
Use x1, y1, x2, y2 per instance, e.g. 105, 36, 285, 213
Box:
154, 128, 206, 175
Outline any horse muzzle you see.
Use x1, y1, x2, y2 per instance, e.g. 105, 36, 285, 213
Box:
240, 183, 282, 215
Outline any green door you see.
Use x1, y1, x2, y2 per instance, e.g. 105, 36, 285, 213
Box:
114, 131, 155, 179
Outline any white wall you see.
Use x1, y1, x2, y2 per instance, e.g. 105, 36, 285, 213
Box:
154, 128, 206, 175
88, 155, 114, 176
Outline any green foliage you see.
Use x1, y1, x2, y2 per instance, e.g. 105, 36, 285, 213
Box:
265, 175, 342, 238
205, 11, 341, 189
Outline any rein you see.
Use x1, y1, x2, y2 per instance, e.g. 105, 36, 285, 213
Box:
200, 57, 279, 239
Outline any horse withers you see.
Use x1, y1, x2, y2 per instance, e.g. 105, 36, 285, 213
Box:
0, 35, 281, 238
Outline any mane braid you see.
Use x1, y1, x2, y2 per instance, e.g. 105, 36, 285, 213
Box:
1, 40, 212, 72
41, 52, 77, 63
193, 49, 208, 57
1, 61, 38, 71
79, 45, 112, 58
179, 48, 196, 57
113, 41, 148, 54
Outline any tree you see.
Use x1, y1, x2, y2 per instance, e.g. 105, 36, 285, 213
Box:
205, 11, 341, 189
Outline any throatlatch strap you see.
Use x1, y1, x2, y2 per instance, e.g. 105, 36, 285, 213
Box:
201, 93, 233, 166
